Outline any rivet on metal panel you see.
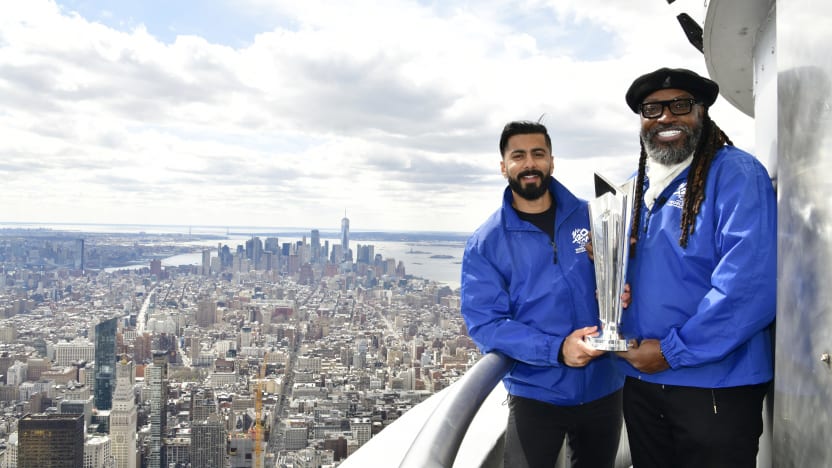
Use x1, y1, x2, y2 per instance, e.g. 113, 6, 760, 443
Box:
821, 353, 831, 365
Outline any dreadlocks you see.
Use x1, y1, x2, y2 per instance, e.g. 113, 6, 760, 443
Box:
631, 111, 733, 251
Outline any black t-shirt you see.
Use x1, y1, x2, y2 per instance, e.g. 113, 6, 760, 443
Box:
515, 201, 556, 242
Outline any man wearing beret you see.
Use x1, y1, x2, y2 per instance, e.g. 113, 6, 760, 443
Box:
615, 68, 776, 468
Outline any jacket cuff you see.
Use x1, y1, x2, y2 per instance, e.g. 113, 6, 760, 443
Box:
660, 331, 680, 369
550, 337, 565, 366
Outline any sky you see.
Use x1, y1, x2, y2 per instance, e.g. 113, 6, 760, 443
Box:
0, 0, 756, 234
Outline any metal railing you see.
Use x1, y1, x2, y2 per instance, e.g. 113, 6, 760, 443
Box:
399, 352, 512, 468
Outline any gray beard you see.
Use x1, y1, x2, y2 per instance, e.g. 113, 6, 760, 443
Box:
642, 122, 702, 165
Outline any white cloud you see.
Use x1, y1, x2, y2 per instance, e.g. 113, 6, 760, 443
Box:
0, 0, 755, 233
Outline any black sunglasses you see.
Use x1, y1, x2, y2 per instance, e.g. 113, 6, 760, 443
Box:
638, 98, 700, 119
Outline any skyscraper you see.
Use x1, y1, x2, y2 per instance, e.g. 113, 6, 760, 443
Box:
246, 236, 263, 268
190, 414, 227, 467
75, 238, 85, 272
18, 413, 84, 468
110, 357, 137, 468
85, 435, 113, 468
94, 317, 118, 411
341, 212, 350, 262
190, 388, 217, 423
311, 229, 321, 263
201, 249, 211, 276
5, 432, 18, 467
196, 299, 217, 328
149, 258, 162, 277
146, 352, 168, 468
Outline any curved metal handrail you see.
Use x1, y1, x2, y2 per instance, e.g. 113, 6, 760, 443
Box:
399, 352, 511, 468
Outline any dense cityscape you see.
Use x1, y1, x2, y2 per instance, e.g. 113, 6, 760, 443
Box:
0, 216, 475, 467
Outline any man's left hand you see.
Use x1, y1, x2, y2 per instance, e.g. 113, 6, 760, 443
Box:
615, 338, 669, 373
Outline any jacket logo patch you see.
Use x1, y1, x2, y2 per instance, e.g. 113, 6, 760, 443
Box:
668, 183, 686, 209
572, 228, 589, 253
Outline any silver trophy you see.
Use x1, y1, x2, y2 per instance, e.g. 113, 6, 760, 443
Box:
586, 173, 635, 351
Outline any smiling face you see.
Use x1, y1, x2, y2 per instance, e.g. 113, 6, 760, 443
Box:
500, 133, 554, 210
639, 88, 704, 165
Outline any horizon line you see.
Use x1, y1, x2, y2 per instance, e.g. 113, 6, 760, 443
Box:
0, 221, 471, 236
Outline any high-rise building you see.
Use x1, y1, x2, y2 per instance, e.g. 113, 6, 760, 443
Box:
330, 245, 343, 265
196, 300, 217, 328
246, 236, 263, 269
146, 352, 168, 468
164, 436, 190, 467
264, 237, 279, 254
227, 436, 255, 468
25, 358, 49, 381
7, 360, 28, 386
149, 259, 162, 277
349, 417, 372, 447
240, 326, 252, 348
356, 244, 374, 264
190, 388, 217, 423
94, 317, 118, 411
5, 431, 18, 467
311, 229, 321, 263
57, 397, 93, 429
84, 435, 113, 468
201, 250, 211, 276
219, 244, 233, 269
54, 338, 95, 366
190, 414, 227, 468
76, 238, 85, 272
18, 413, 84, 468
341, 213, 350, 261
110, 357, 137, 468
288, 253, 300, 275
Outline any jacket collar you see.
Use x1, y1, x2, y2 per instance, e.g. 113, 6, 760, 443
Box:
502, 178, 581, 231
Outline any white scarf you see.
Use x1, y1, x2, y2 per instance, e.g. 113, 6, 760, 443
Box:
644, 155, 693, 210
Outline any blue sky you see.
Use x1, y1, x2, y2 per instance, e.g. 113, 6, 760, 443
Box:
57, 0, 279, 46
0, 0, 754, 232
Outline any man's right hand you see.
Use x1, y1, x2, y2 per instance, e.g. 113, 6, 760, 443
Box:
561, 326, 605, 367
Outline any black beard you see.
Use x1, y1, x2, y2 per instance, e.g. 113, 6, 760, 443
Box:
641, 120, 703, 165
508, 170, 551, 201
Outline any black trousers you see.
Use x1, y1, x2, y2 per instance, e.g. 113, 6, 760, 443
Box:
504, 390, 623, 468
623, 376, 769, 468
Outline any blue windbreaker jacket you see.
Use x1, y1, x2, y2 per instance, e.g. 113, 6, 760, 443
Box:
619, 145, 777, 387
461, 179, 623, 406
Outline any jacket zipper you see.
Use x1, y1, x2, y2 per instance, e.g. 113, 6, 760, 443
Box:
552, 208, 558, 264
644, 195, 668, 233
711, 389, 718, 414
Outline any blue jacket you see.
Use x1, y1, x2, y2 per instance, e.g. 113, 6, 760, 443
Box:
461, 179, 623, 406
620, 145, 776, 387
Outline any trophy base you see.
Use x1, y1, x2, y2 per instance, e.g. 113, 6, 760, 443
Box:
585, 335, 630, 352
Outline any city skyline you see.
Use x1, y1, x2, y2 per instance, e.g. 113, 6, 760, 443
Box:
0, 217, 470, 466
0, 1, 756, 233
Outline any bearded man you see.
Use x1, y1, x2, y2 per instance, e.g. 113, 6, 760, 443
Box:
461, 120, 624, 467
616, 68, 777, 468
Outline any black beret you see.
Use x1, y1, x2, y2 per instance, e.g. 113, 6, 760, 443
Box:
625, 67, 719, 113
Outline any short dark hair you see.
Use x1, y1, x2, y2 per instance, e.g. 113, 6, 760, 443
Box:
499, 120, 552, 156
